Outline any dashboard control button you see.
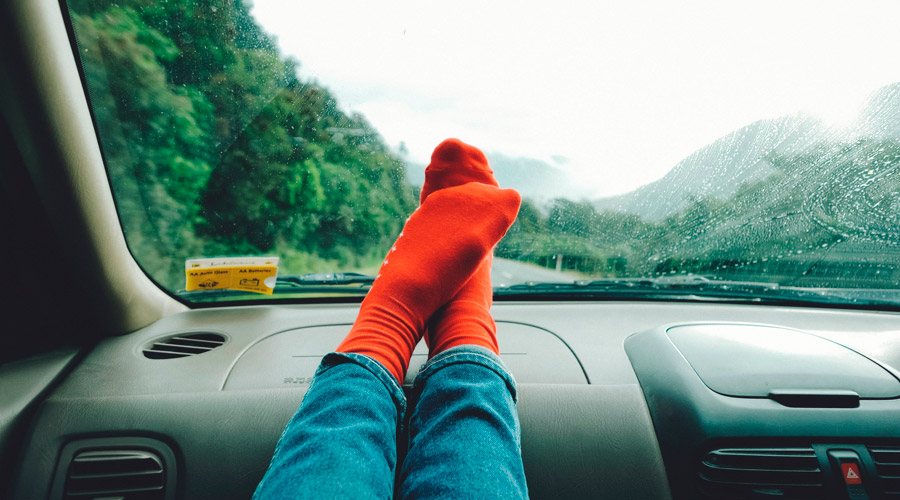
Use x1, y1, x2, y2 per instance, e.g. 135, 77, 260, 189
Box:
828, 450, 869, 500
842, 463, 862, 484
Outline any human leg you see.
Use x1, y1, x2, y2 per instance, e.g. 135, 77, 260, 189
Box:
335, 141, 520, 382
252, 352, 405, 499
399, 346, 529, 500
256, 138, 521, 498
401, 193, 528, 498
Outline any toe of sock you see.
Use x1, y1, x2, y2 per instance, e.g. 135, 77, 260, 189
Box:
421, 139, 499, 202
431, 138, 488, 168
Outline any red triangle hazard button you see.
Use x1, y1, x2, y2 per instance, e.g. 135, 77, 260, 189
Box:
842, 463, 862, 484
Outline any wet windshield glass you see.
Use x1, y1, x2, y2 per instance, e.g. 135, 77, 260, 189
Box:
63, 0, 900, 305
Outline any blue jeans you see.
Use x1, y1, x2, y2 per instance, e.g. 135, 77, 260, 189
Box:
253, 345, 528, 499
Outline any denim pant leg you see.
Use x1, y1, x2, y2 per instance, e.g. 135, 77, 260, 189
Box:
253, 352, 407, 500
399, 345, 529, 500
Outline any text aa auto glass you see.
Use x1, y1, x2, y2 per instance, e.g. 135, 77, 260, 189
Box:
64, 0, 900, 306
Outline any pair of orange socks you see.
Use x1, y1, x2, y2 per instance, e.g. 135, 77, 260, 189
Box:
336, 139, 520, 382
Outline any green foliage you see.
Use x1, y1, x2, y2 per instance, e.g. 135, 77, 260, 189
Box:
69, 0, 415, 289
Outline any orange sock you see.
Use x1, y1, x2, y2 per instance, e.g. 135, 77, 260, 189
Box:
336, 139, 519, 382
421, 139, 504, 357
419, 138, 499, 203
425, 254, 499, 356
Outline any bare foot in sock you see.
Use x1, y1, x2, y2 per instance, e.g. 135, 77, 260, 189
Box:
336, 139, 520, 382
423, 139, 503, 356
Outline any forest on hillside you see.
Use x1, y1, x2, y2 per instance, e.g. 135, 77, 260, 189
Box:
67, 0, 900, 291
68, 0, 418, 289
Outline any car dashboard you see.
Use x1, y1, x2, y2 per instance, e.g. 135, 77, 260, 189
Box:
9, 300, 900, 499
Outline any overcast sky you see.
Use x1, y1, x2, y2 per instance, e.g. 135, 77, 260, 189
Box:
250, 0, 900, 197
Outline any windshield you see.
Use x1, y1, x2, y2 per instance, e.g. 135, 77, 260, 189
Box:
63, 0, 900, 307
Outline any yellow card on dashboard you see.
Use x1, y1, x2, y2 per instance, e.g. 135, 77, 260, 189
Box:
185, 257, 279, 295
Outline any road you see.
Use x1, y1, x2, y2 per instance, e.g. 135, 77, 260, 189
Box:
491, 257, 577, 287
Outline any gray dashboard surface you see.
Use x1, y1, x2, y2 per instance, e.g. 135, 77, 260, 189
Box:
666, 323, 900, 398
224, 322, 588, 390
12, 300, 900, 499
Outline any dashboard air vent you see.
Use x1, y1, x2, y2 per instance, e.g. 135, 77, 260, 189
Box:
143, 332, 226, 359
65, 449, 165, 499
868, 447, 900, 499
698, 447, 825, 499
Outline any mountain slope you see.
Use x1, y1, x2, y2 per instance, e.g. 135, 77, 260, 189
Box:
595, 82, 900, 220
593, 114, 831, 219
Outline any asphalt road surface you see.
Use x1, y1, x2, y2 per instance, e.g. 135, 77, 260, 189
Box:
491, 257, 576, 287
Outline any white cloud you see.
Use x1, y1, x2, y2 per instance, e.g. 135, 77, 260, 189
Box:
251, 0, 900, 196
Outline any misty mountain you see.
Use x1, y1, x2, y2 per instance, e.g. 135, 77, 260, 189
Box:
860, 82, 900, 140
594, 82, 900, 221
492, 82, 900, 287
405, 152, 587, 201
593, 114, 833, 220
404, 161, 426, 187
487, 153, 591, 201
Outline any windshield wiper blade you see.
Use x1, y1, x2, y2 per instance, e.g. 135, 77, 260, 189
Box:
494, 276, 900, 306
496, 276, 733, 293
277, 272, 376, 287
